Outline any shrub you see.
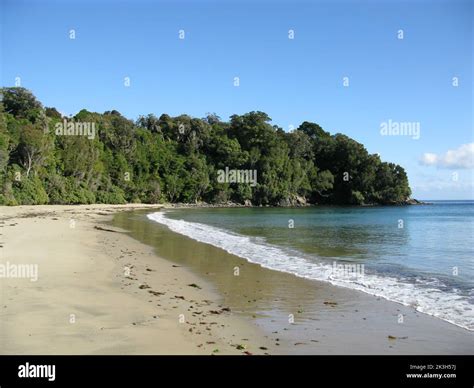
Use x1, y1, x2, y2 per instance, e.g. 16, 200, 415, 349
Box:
12, 175, 49, 205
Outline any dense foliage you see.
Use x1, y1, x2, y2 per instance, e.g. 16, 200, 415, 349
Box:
0, 87, 411, 206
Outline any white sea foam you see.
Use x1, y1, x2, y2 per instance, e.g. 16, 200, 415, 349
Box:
147, 211, 474, 331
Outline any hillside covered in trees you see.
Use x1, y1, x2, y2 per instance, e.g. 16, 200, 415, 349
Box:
0, 87, 411, 206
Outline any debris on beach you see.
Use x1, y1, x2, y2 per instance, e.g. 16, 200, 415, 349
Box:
388, 335, 408, 340
148, 290, 165, 296
209, 307, 231, 315
94, 225, 119, 233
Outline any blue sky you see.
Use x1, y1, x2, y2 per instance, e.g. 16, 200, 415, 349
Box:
1, 0, 473, 199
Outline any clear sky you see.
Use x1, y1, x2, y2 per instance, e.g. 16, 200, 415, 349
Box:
1, 0, 472, 199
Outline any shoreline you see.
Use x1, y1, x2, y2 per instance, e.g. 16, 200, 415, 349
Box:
161, 199, 429, 209
148, 208, 472, 333
1, 204, 472, 354
113, 208, 474, 354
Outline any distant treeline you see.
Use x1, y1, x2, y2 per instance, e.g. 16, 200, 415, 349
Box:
0, 87, 411, 206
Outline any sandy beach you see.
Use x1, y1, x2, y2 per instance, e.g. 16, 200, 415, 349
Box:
0, 205, 274, 355
1, 205, 473, 355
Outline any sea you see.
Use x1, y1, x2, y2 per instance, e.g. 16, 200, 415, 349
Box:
147, 201, 474, 330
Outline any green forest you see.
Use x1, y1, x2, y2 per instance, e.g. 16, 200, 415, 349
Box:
0, 87, 411, 206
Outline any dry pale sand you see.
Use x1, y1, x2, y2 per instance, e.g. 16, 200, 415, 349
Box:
0, 205, 274, 355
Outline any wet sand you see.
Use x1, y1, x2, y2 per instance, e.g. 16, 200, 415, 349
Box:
111, 209, 474, 354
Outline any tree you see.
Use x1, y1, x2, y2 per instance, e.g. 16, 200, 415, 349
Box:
18, 123, 53, 177
0, 88, 412, 206
2, 87, 43, 122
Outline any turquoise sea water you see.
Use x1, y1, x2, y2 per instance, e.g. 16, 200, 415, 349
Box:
147, 201, 474, 330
